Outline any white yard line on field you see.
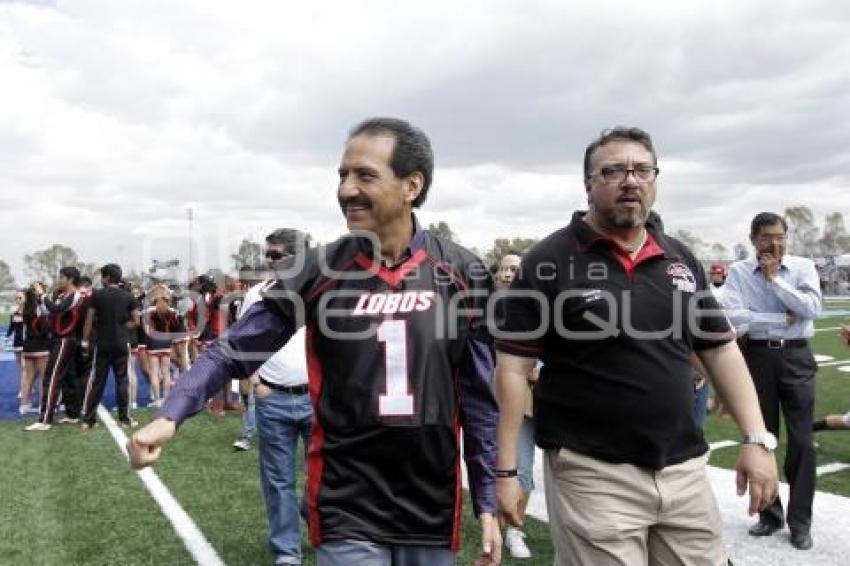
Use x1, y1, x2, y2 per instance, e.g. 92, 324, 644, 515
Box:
462, 447, 850, 564
817, 463, 850, 477
97, 405, 226, 566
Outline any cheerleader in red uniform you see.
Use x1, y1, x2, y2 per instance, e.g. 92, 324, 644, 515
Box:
19, 285, 49, 415
143, 287, 189, 407
6, 290, 25, 374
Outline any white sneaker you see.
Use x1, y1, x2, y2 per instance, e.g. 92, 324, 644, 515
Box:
19, 405, 31, 416
232, 439, 251, 451
25, 422, 52, 432
505, 527, 531, 559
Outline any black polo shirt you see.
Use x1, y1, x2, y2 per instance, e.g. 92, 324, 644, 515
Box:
496, 211, 733, 469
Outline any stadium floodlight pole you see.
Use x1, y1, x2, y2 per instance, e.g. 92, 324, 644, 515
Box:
186, 206, 194, 279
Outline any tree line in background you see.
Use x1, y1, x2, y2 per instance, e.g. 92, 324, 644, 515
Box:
1, 206, 847, 292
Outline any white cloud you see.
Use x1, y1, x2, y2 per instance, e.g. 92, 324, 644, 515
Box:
1, 0, 849, 283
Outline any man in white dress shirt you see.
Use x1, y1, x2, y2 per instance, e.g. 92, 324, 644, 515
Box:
236, 228, 312, 566
722, 211, 822, 551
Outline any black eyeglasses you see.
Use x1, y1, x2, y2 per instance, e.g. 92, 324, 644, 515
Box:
265, 250, 286, 260
593, 163, 659, 184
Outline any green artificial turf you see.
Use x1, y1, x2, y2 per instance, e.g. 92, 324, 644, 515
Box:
1, 316, 847, 564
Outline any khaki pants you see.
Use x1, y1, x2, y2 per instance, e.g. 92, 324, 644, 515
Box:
544, 447, 727, 566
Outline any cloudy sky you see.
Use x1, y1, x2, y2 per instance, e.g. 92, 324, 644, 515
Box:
2, 0, 849, 282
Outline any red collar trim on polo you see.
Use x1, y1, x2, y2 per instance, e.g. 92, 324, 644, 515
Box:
607, 232, 665, 280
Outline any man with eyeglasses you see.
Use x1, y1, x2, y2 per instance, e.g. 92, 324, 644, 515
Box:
721, 212, 822, 550
496, 127, 778, 564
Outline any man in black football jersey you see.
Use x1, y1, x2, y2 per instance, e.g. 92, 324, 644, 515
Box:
129, 118, 501, 565
81, 263, 140, 429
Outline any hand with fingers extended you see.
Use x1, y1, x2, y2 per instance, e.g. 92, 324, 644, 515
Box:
126, 417, 176, 470
736, 444, 779, 515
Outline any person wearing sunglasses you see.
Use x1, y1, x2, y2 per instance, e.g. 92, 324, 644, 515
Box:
227, 230, 313, 565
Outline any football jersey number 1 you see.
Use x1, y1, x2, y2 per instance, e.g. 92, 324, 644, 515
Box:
377, 319, 414, 416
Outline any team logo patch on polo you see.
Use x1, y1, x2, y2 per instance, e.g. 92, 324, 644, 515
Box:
666, 263, 696, 293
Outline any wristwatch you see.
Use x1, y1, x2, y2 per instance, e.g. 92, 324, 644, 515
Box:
742, 431, 778, 452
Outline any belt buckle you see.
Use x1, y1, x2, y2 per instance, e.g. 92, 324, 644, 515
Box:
767, 338, 784, 349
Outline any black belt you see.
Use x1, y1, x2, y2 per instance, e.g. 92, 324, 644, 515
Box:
259, 377, 308, 395
745, 338, 809, 349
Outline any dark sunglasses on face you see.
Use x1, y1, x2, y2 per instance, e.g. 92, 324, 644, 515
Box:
265, 250, 285, 260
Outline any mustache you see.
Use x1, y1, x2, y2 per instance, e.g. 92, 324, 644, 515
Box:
616, 191, 642, 201
339, 195, 372, 210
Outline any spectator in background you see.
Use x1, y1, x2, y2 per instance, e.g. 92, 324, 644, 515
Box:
722, 212, 822, 550
168, 284, 192, 374
813, 324, 850, 432
705, 263, 732, 420
231, 264, 266, 452
231, 230, 312, 564
130, 285, 154, 405
709, 263, 727, 288
7, 290, 25, 373
27, 268, 87, 431
495, 251, 536, 560
74, 276, 95, 410
81, 263, 140, 430
142, 286, 189, 408
19, 286, 49, 415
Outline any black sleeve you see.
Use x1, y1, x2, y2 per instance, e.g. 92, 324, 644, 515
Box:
42, 292, 76, 314
494, 252, 548, 358
464, 257, 495, 344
